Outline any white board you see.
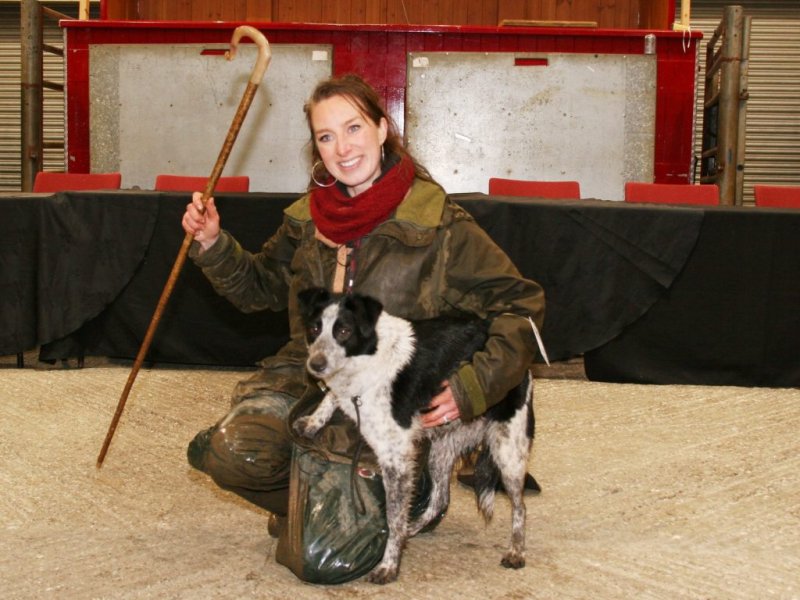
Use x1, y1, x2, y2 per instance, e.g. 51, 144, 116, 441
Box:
405, 52, 656, 200
89, 43, 332, 192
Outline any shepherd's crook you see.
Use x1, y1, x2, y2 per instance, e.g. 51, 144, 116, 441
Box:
96, 26, 271, 468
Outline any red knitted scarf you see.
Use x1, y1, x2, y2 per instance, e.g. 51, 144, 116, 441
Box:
310, 155, 415, 245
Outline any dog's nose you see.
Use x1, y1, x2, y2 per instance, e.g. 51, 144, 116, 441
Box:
308, 354, 327, 374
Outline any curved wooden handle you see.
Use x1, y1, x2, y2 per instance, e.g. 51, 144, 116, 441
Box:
226, 25, 271, 85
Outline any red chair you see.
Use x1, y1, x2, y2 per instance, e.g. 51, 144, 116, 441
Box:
154, 174, 250, 193
488, 177, 581, 199
624, 182, 718, 206
33, 171, 122, 192
753, 184, 800, 208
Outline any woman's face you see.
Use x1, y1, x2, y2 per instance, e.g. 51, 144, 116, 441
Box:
311, 94, 388, 197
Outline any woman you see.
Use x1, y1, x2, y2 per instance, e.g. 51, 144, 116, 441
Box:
183, 73, 544, 524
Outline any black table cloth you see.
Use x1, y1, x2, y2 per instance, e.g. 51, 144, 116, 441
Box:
15, 192, 296, 366
1, 192, 157, 358
454, 194, 703, 362
584, 205, 800, 387
5, 190, 797, 387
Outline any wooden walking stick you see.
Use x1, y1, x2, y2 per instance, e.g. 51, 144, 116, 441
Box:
96, 26, 271, 468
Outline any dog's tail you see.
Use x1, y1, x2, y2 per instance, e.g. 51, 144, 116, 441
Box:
473, 446, 499, 522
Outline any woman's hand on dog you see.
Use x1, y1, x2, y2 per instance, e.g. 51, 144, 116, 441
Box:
182, 192, 221, 251
420, 381, 460, 428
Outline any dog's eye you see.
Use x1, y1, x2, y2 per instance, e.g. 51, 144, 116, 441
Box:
308, 322, 321, 339
334, 324, 352, 342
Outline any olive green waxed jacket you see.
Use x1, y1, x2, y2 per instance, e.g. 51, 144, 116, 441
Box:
189, 178, 545, 421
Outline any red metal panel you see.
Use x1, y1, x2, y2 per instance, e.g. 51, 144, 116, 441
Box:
350, 30, 370, 53
479, 33, 500, 52
405, 31, 427, 53
330, 30, 352, 73
554, 35, 576, 52
441, 33, 463, 52
368, 30, 389, 54
570, 35, 596, 53
61, 21, 702, 186
384, 31, 408, 129
461, 33, 484, 52
422, 31, 445, 52
384, 42, 407, 88
65, 46, 91, 172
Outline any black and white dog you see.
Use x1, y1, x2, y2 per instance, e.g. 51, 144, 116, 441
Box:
292, 288, 534, 584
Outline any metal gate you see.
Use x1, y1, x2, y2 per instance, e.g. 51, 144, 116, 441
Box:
699, 5, 751, 205
691, 1, 800, 205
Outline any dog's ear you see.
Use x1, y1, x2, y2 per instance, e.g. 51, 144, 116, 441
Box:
359, 294, 384, 325
346, 293, 383, 333
297, 287, 330, 320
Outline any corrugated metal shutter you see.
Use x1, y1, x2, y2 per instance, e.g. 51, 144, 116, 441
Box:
0, 5, 29, 191
690, 1, 800, 204
0, 3, 91, 192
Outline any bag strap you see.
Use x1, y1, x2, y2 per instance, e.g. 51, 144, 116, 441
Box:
288, 383, 375, 514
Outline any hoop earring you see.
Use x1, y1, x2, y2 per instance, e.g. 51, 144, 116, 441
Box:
311, 160, 336, 188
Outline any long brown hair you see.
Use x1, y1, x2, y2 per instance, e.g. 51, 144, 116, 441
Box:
303, 73, 438, 189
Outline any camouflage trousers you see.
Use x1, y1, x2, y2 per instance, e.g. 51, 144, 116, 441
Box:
187, 371, 303, 516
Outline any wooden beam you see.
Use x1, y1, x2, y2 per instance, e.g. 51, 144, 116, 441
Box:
499, 19, 598, 28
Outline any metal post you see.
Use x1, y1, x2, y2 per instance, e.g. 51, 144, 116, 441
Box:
20, 0, 43, 192
717, 5, 744, 205
734, 15, 751, 206
700, 24, 720, 183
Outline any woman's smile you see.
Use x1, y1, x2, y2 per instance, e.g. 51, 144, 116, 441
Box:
339, 156, 361, 169
311, 95, 388, 196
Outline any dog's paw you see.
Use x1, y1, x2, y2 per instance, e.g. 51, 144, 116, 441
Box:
500, 551, 526, 569
366, 564, 399, 585
291, 416, 319, 438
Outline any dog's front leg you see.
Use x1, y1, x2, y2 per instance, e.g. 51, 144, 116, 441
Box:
291, 393, 337, 439
367, 451, 416, 584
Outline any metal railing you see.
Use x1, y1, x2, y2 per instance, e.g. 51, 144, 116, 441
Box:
699, 5, 751, 205
20, 1, 73, 191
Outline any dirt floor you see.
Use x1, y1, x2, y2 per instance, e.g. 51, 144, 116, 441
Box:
1, 352, 798, 599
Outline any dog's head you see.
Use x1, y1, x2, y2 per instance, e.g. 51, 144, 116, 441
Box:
297, 288, 384, 379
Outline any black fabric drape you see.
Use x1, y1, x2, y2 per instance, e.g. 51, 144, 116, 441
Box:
16, 191, 797, 387
1, 195, 42, 355
39, 192, 297, 366
1, 192, 157, 356
456, 195, 703, 361
9, 192, 704, 370
585, 206, 800, 386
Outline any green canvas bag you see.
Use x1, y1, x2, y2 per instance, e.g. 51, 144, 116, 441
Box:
275, 387, 441, 584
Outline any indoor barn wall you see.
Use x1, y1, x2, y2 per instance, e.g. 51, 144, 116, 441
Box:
103, 0, 674, 30
62, 21, 700, 195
